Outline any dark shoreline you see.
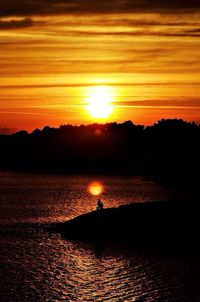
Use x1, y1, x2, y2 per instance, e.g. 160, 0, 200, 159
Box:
1, 119, 200, 188
53, 198, 200, 247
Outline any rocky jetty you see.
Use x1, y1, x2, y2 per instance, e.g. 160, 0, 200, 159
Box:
55, 199, 200, 246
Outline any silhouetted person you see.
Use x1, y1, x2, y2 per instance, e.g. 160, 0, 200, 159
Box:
97, 199, 104, 210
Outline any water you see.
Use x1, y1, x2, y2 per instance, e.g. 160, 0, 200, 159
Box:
0, 172, 199, 301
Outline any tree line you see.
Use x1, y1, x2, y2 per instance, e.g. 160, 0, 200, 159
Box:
0, 119, 199, 185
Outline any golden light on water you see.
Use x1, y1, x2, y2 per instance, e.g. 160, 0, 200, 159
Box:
88, 181, 104, 196
86, 85, 114, 119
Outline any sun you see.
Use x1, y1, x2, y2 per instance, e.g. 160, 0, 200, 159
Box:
86, 86, 114, 119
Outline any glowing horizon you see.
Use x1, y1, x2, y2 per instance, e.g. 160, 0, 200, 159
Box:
0, 3, 200, 130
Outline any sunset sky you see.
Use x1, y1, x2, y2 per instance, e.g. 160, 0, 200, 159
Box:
1, 0, 200, 131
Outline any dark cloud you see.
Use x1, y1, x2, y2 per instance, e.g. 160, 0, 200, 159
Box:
0, 0, 200, 17
118, 20, 200, 27
117, 99, 200, 108
1, 82, 200, 90
0, 18, 41, 29
46, 28, 200, 38
184, 28, 200, 33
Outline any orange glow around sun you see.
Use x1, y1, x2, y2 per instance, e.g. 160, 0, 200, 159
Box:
85, 85, 114, 119
88, 181, 104, 196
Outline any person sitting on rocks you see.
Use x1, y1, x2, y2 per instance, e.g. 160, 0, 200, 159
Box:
97, 199, 104, 210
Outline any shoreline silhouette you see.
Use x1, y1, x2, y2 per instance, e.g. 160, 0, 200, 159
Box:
0, 118, 199, 188
53, 198, 200, 247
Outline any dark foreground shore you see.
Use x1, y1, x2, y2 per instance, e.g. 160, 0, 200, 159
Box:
53, 198, 200, 247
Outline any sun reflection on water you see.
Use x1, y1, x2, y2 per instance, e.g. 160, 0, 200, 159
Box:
88, 181, 104, 196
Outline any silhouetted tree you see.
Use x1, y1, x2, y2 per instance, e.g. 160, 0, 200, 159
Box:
0, 119, 199, 185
